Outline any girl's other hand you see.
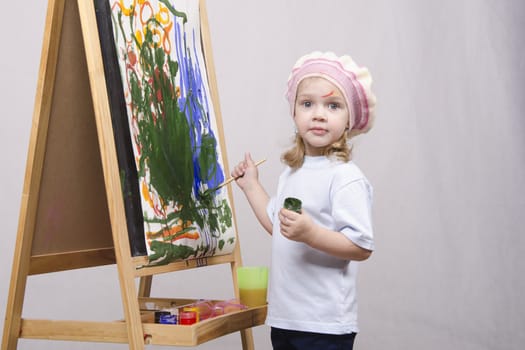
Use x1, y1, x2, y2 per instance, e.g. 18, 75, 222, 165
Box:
278, 208, 318, 244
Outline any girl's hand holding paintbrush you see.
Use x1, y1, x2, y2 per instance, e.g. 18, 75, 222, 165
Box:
230, 153, 266, 191
204, 154, 265, 195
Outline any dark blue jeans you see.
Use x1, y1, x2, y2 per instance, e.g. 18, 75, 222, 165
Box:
271, 327, 356, 350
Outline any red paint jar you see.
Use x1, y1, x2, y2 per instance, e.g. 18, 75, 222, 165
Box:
179, 311, 197, 325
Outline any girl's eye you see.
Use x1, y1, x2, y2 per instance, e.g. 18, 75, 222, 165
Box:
328, 103, 339, 110
303, 101, 312, 108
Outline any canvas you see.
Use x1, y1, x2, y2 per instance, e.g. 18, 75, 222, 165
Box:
95, 0, 236, 263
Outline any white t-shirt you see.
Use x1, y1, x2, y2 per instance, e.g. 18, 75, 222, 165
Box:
265, 156, 374, 334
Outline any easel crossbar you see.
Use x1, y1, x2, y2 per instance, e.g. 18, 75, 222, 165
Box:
29, 248, 116, 275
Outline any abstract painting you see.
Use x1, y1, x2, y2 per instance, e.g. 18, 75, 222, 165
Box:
94, 0, 236, 264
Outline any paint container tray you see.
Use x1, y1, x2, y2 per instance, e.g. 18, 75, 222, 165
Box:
138, 297, 267, 346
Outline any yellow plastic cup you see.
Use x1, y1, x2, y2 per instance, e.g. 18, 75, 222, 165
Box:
237, 266, 269, 307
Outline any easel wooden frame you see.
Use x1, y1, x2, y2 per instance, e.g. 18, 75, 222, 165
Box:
1, 0, 266, 349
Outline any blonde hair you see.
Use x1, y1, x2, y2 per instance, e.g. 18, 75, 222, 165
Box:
281, 130, 352, 169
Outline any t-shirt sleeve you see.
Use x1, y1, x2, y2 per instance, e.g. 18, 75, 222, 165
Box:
332, 178, 374, 251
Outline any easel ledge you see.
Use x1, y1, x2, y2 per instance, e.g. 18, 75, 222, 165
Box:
28, 249, 235, 276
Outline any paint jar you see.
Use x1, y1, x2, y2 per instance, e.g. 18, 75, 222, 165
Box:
192, 300, 214, 320
179, 311, 197, 325
283, 197, 302, 213
182, 306, 200, 322
159, 314, 177, 324
154, 311, 171, 324
213, 299, 246, 314
237, 266, 269, 307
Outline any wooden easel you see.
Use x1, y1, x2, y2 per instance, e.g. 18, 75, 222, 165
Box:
1, 0, 266, 349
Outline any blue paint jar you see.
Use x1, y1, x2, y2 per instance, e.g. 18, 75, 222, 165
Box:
154, 311, 170, 323
159, 314, 177, 324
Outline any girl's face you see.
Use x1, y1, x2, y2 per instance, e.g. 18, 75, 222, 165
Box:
294, 77, 350, 156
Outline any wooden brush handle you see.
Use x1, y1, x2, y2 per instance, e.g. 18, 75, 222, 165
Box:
218, 158, 266, 189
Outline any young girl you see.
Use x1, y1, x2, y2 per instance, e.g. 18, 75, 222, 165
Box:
232, 51, 376, 349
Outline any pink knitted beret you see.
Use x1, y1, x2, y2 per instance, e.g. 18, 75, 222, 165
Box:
286, 51, 376, 136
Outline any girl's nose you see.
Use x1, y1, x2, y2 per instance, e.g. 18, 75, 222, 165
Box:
312, 106, 326, 121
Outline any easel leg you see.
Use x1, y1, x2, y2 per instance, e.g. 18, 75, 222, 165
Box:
2, 0, 68, 348
138, 276, 153, 297
75, 0, 148, 346
240, 328, 255, 350
230, 258, 256, 350
1, 234, 31, 350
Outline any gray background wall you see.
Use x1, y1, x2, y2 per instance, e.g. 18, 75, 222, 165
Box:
1, 1, 524, 349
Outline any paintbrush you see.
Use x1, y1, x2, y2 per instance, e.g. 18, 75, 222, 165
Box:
204, 158, 267, 195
